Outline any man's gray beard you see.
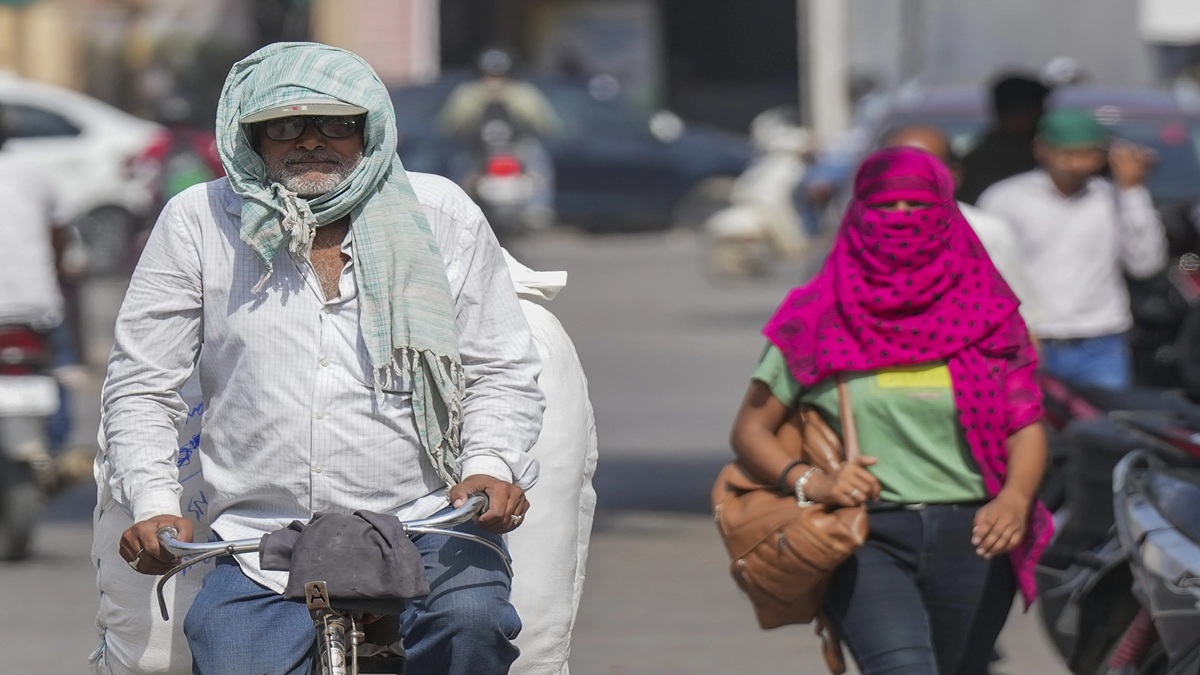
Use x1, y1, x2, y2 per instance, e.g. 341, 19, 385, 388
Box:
265, 149, 363, 198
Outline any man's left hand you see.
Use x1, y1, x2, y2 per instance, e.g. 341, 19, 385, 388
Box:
449, 474, 530, 534
1110, 141, 1156, 190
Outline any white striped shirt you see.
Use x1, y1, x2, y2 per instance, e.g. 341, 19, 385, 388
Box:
101, 173, 543, 592
978, 170, 1166, 340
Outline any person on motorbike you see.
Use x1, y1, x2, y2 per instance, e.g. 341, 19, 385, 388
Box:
0, 106, 78, 459
0, 107, 68, 333
102, 42, 545, 674
978, 109, 1166, 390
438, 47, 562, 229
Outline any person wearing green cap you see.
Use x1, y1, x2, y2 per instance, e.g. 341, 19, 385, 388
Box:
98, 42, 546, 674
977, 108, 1166, 389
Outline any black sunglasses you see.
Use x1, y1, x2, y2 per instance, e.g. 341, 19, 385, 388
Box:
257, 115, 364, 142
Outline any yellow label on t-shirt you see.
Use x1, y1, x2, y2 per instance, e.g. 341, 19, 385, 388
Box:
875, 364, 952, 389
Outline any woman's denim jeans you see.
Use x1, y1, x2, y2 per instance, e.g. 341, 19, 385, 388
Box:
823, 504, 1017, 675
184, 520, 520, 675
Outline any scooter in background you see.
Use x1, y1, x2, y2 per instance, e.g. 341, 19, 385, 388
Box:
704, 106, 812, 279
0, 324, 60, 560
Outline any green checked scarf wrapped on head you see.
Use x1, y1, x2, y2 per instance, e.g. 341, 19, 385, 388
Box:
215, 42, 465, 484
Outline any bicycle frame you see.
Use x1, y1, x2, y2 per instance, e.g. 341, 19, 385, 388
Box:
154, 494, 511, 675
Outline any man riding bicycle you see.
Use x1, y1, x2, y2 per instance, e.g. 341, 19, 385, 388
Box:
101, 42, 544, 674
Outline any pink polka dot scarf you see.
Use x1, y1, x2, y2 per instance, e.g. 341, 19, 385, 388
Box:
763, 147, 1052, 605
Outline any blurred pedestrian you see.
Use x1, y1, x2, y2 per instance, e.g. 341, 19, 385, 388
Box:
503, 251, 599, 675
884, 124, 1045, 329
730, 146, 1051, 675
978, 109, 1167, 389
101, 42, 544, 674
0, 104, 78, 456
957, 73, 1050, 205
0, 105, 68, 346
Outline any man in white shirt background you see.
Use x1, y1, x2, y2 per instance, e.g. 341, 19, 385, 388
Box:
978, 108, 1166, 389
100, 42, 544, 674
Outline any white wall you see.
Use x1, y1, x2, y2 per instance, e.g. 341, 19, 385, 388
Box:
846, 0, 1155, 89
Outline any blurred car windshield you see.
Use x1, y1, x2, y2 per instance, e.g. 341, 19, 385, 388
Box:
7, 103, 82, 138
536, 81, 647, 137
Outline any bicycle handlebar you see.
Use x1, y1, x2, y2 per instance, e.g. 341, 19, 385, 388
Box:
154, 493, 509, 620
157, 493, 492, 556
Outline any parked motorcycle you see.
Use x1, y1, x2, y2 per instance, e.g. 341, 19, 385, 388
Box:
1038, 373, 1197, 513
703, 106, 812, 279
1107, 430, 1200, 673
1035, 376, 1200, 674
0, 324, 60, 561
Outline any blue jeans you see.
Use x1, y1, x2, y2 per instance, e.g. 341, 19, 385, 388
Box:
1040, 333, 1132, 390
185, 520, 520, 675
46, 321, 76, 451
823, 504, 1017, 675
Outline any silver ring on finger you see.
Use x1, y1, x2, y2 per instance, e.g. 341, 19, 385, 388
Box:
850, 488, 862, 499
128, 548, 145, 571
510, 514, 524, 526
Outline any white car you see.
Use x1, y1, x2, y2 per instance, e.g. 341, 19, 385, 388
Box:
0, 72, 168, 276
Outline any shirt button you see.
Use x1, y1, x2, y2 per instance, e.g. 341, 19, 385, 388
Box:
315, 412, 325, 420
321, 306, 332, 314
312, 464, 323, 474
319, 358, 330, 367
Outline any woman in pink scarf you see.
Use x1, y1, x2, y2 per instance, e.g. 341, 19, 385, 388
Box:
730, 147, 1051, 675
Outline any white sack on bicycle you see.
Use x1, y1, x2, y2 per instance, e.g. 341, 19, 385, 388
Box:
90, 374, 209, 675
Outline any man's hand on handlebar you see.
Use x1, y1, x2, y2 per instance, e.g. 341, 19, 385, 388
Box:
449, 475, 529, 534
120, 515, 194, 576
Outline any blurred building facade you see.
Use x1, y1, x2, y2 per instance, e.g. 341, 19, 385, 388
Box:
846, 0, 1156, 91
0, 0, 1169, 136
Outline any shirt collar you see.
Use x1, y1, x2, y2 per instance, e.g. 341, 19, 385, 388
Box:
1034, 169, 1098, 200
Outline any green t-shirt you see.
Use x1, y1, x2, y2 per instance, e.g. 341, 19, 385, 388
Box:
752, 344, 987, 504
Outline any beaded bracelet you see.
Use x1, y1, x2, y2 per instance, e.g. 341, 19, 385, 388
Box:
794, 466, 823, 507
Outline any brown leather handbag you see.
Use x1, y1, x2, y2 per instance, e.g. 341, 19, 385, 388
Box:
712, 378, 868, 674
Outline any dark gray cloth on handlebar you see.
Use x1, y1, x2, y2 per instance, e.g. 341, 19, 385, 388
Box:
260, 510, 430, 615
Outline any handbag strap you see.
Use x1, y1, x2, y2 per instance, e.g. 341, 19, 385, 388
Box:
836, 375, 861, 463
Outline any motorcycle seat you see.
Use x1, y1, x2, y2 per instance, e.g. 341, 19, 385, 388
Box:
1144, 468, 1200, 545
1075, 385, 1192, 416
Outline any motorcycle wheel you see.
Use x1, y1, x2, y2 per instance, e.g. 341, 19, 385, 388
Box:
0, 462, 44, 561
1134, 642, 1168, 675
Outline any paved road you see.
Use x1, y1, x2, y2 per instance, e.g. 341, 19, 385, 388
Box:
0, 229, 1070, 674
